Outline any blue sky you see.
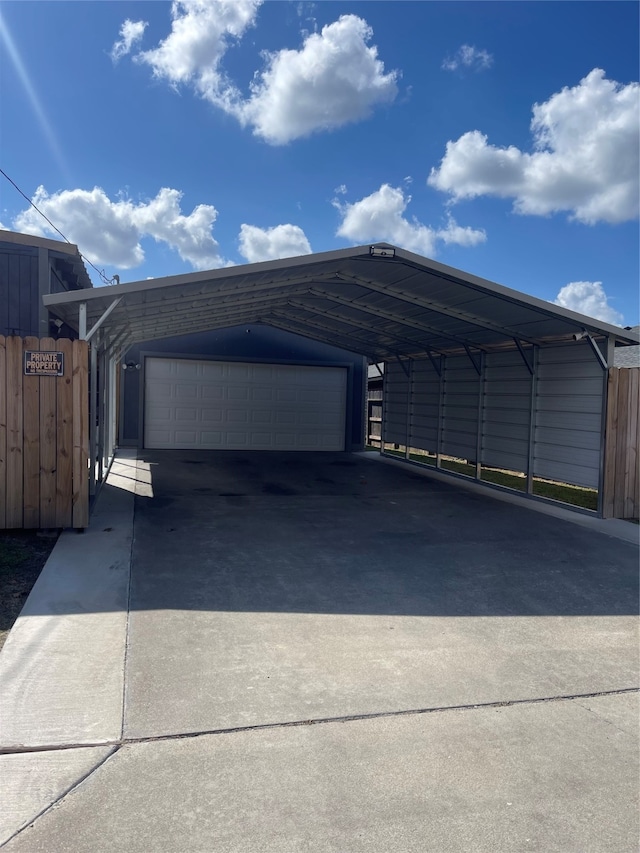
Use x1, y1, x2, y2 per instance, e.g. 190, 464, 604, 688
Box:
1, 1, 638, 327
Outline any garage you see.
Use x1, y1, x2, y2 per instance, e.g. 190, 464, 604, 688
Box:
144, 358, 347, 451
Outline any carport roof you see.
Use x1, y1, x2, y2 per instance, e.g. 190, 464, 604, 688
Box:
42, 243, 639, 361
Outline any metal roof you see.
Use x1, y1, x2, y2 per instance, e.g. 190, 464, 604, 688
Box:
42, 244, 640, 360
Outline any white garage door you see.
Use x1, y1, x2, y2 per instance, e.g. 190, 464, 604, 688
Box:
144, 358, 347, 450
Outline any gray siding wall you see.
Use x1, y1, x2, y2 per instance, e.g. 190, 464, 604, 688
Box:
482, 351, 531, 472
409, 359, 440, 451
382, 361, 410, 447
121, 324, 366, 451
382, 341, 604, 490
0, 242, 82, 338
442, 356, 480, 461
534, 344, 603, 489
0, 248, 39, 337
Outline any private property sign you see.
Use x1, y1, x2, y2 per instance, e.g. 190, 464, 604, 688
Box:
24, 350, 64, 376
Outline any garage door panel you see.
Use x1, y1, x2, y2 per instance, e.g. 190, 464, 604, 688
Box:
144, 359, 346, 450
251, 387, 274, 402
201, 385, 224, 401
200, 362, 225, 380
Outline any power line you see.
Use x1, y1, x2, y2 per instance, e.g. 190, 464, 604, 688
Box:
0, 167, 115, 286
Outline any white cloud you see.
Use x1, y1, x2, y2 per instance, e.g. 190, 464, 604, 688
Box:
132, 4, 397, 144
428, 69, 640, 224
334, 184, 486, 256
137, 0, 260, 86
110, 19, 147, 62
442, 45, 493, 72
236, 15, 398, 144
554, 281, 624, 326
334, 184, 348, 196
238, 224, 312, 263
13, 186, 224, 271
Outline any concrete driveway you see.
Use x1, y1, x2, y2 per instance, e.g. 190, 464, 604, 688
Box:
1, 450, 638, 852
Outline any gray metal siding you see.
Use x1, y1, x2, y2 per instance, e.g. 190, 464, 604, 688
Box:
533, 343, 603, 488
382, 341, 605, 492
481, 351, 531, 472
382, 360, 409, 445
408, 359, 440, 452
0, 249, 39, 337
441, 356, 480, 460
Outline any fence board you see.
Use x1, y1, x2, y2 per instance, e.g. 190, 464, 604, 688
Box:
22, 336, 41, 527
0, 337, 6, 528
39, 337, 58, 527
56, 338, 73, 528
623, 369, 638, 520
613, 369, 629, 520
6, 336, 23, 527
603, 367, 639, 520
72, 339, 89, 528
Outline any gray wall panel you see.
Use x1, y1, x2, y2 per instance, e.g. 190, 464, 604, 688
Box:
381, 341, 605, 493
480, 351, 532, 471
533, 342, 603, 488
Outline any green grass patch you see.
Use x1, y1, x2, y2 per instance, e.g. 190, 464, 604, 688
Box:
372, 446, 598, 511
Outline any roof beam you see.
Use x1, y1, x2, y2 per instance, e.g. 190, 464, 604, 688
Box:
267, 312, 392, 358
513, 338, 535, 375
264, 317, 381, 363
463, 344, 482, 376
287, 298, 441, 354
127, 313, 265, 341
585, 333, 608, 370
307, 288, 481, 351
85, 297, 123, 342
128, 279, 325, 315
272, 306, 422, 357
333, 272, 541, 345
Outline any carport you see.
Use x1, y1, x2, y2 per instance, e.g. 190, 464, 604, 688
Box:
42, 243, 639, 515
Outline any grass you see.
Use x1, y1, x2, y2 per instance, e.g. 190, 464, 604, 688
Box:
370, 445, 598, 511
0, 532, 58, 651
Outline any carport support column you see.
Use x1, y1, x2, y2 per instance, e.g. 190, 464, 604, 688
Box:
436, 355, 445, 469
108, 351, 117, 462
78, 302, 87, 341
98, 337, 108, 483
597, 337, 614, 518
475, 353, 485, 481
526, 347, 539, 495
89, 339, 98, 496
405, 359, 413, 460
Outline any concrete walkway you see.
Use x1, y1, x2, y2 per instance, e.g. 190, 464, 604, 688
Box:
1, 450, 638, 852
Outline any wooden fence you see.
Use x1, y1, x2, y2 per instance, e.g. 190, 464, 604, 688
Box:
603, 367, 639, 520
0, 335, 89, 529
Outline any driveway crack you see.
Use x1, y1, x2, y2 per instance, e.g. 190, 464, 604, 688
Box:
3, 686, 636, 755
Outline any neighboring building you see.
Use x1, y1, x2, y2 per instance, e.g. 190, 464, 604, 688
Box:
0, 230, 92, 339
614, 326, 640, 367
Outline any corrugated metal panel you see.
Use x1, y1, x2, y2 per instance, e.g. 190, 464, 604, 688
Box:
43, 244, 639, 363
408, 359, 440, 451
441, 356, 480, 459
533, 343, 603, 488
481, 351, 532, 472
382, 360, 410, 445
